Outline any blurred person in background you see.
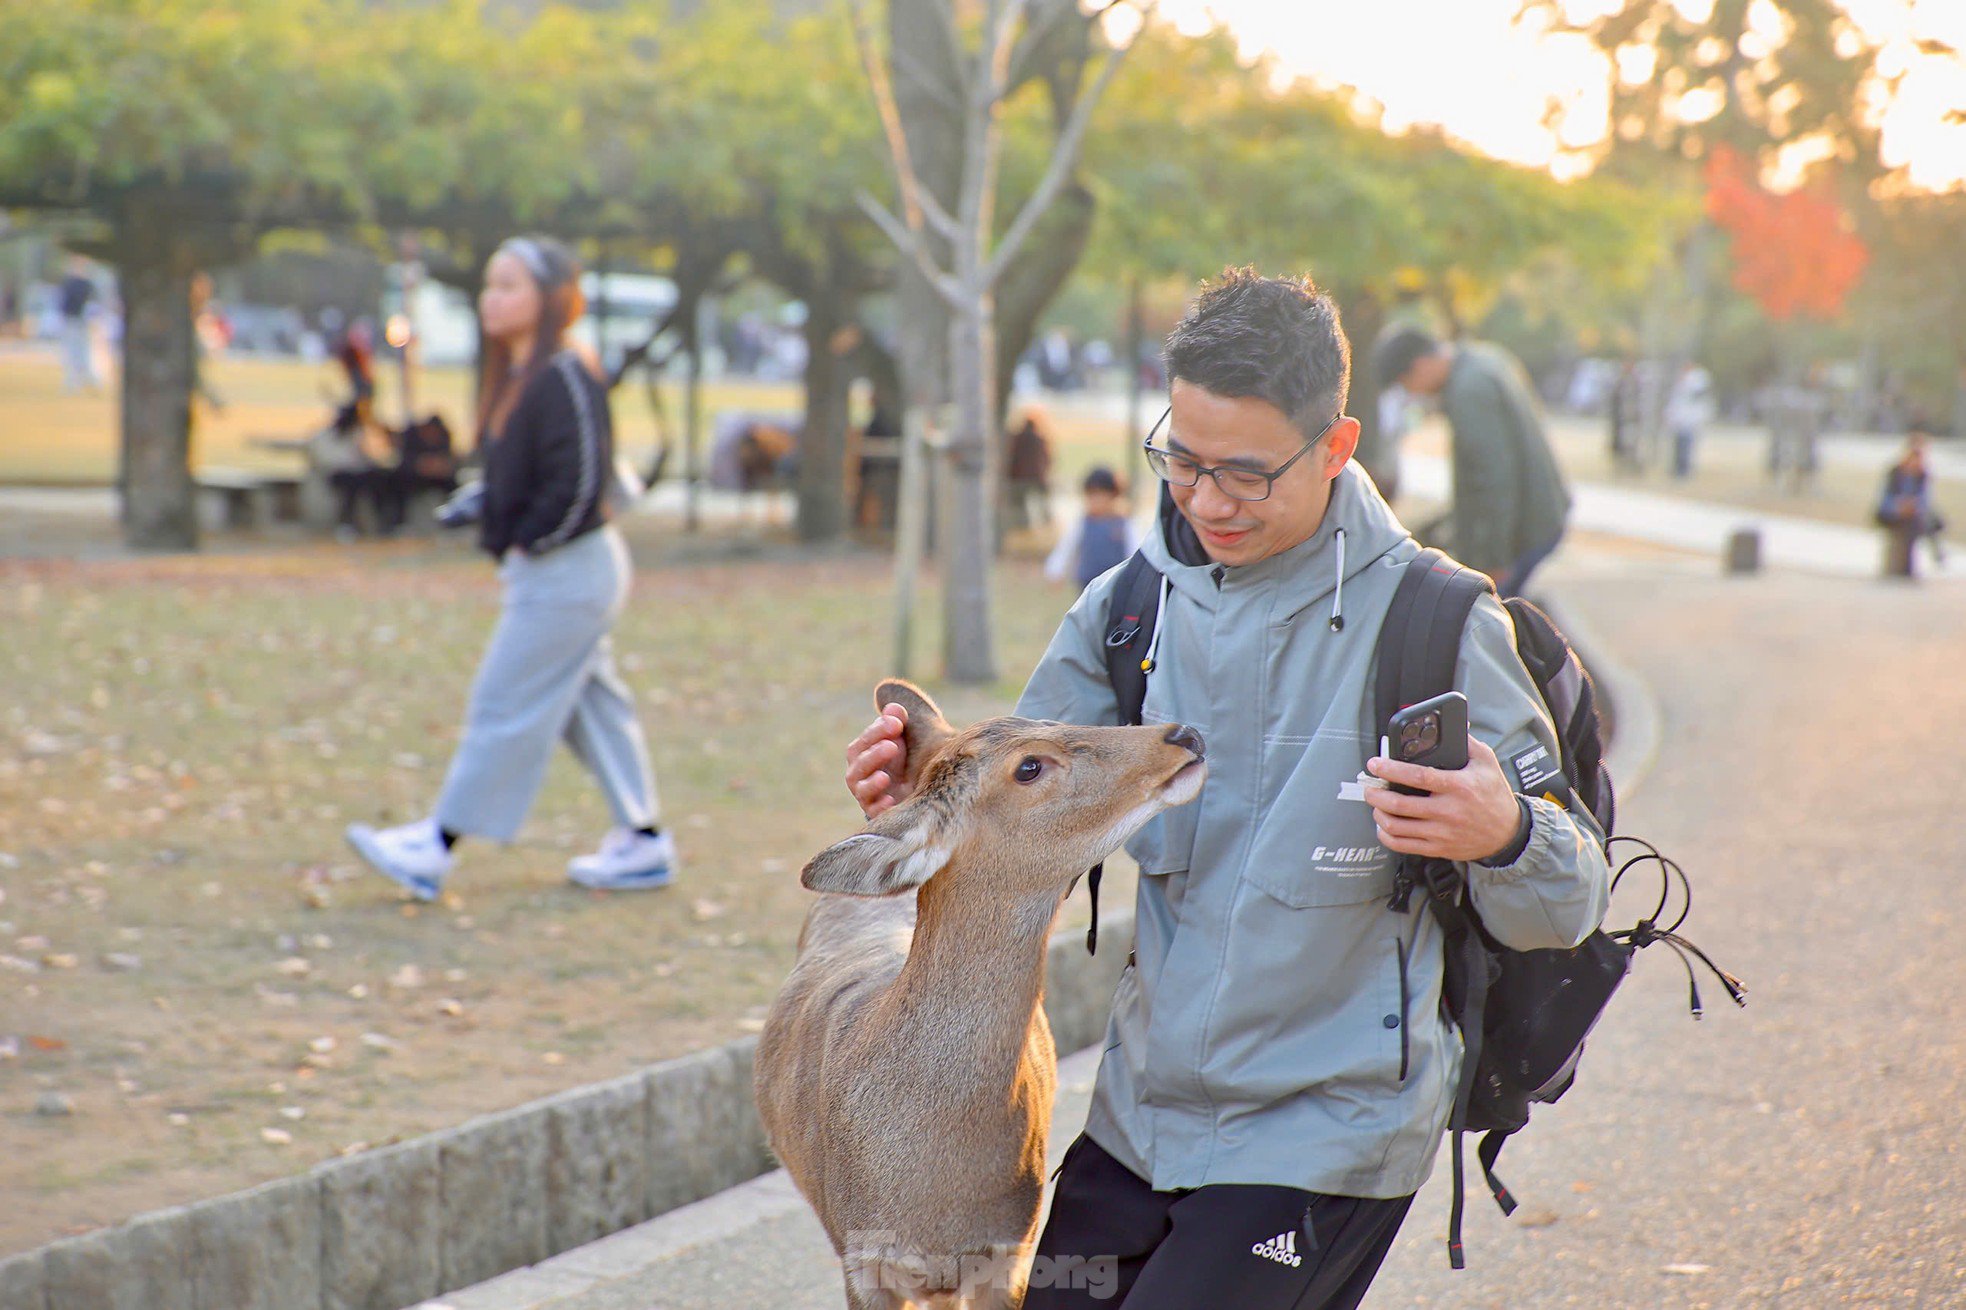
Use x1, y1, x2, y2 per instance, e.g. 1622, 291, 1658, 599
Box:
1877, 428, 1947, 579
1374, 326, 1571, 598
1043, 464, 1145, 592
345, 235, 674, 899
57, 255, 99, 393
1005, 406, 1056, 531
1666, 358, 1715, 480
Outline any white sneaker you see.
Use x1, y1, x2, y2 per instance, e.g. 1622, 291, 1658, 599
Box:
568, 828, 677, 891
345, 818, 452, 901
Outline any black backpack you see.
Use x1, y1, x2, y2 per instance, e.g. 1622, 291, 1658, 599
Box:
1093, 544, 1747, 1269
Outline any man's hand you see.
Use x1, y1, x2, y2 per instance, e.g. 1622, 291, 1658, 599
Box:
1364, 737, 1525, 864
844, 703, 913, 818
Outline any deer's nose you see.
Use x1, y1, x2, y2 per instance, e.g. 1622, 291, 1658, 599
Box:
1163, 725, 1205, 760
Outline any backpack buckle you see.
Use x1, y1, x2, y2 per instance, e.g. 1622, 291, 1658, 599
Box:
1106, 619, 1141, 649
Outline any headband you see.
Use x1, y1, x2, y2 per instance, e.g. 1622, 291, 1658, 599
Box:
497, 237, 557, 286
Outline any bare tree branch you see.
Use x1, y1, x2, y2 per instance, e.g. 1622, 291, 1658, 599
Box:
855, 189, 967, 308
847, 0, 936, 240
1002, 0, 1081, 102
893, 44, 965, 118
985, 1, 1151, 286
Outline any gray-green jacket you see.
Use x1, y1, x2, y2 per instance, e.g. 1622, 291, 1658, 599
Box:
1444, 341, 1571, 577
1014, 464, 1609, 1199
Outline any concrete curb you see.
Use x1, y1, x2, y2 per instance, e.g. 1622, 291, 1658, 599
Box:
0, 909, 1133, 1310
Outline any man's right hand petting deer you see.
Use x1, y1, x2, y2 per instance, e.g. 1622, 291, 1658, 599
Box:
764, 273, 1627, 1310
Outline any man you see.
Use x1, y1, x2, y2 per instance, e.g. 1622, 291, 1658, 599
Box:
1373, 326, 1570, 597
845, 271, 1609, 1309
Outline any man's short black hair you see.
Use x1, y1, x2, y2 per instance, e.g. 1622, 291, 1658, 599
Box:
1371, 325, 1442, 390
1162, 268, 1350, 437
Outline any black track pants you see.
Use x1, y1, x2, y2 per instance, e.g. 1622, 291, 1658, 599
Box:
1021, 1134, 1413, 1310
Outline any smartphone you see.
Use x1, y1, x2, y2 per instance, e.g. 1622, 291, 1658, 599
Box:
1386, 691, 1469, 795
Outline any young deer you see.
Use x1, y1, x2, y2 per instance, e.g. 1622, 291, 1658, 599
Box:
755, 679, 1206, 1310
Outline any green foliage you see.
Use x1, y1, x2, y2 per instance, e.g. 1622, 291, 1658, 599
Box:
1078, 16, 1664, 324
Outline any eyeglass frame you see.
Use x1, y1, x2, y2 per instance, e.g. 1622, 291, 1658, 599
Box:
1140, 405, 1342, 503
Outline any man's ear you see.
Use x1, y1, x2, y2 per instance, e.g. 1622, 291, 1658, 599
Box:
1323, 415, 1362, 479
872, 678, 957, 788
801, 808, 950, 898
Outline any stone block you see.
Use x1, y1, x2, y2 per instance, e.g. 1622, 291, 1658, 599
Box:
438, 1103, 551, 1290
191, 1173, 322, 1310
317, 1136, 441, 1310
545, 1072, 651, 1254
0, 1249, 45, 1310
1725, 527, 1762, 574
646, 1043, 769, 1217
42, 1207, 194, 1310
1043, 912, 1133, 1054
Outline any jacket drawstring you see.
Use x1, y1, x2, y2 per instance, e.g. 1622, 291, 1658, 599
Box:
1141, 572, 1172, 673
1329, 527, 1348, 632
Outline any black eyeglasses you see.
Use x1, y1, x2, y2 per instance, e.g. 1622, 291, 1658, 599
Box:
1141, 406, 1340, 503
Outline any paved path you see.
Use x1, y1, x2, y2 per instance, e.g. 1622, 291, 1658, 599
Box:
424, 543, 1966, 1307
1400, 453, 1965, 582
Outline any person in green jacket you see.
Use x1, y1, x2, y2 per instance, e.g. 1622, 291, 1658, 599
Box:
1374, 326, 1572, 597
843, 271, 1609, 1309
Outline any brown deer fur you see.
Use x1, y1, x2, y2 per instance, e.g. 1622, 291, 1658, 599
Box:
755, 680, 1206, 1309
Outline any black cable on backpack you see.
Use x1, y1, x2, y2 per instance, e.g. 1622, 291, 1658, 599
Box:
1605, 836, 1749, 1019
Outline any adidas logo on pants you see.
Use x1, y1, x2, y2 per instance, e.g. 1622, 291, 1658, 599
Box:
1252, 1230, 1303, 1268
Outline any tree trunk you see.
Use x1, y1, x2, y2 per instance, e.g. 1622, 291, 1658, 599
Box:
943, 291, 999, 685
1124, 274, 1147, 494
796, 291, 851, 543
682, 291, 705, 534
1340, 286, 1393, 499
117, 243, 199, 552
991, 181, 1096, 425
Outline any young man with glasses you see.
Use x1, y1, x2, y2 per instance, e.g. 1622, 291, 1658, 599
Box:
843, 269, 1609, 1308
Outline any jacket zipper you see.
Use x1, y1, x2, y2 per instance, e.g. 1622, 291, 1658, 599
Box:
1394, 936, 1411, 1083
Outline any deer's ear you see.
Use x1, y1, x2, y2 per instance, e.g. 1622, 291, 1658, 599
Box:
801, 821, 949, 898
872, 678, 956, 788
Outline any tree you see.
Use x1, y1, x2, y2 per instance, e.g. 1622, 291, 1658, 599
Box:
1704, 144, 1867, 323
0, 0, 393, 549
1525, 0, 1885, 452
851, 0, 1146, 684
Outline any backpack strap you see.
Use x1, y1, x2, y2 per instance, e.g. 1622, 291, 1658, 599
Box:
1103, 550, 1165, 729
1373, 548, 1497, 1268
1080, 551, 1165, 956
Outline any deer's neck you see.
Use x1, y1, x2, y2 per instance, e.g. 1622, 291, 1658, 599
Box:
887, 873, 1060, 1071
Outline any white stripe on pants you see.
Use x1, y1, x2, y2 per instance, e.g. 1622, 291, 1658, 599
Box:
434, 526, 658, 842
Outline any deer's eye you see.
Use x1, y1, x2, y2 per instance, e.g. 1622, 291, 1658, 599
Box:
1014, 757, 1044, 783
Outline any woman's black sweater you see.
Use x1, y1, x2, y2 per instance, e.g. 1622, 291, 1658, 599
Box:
480, 351, 613, 558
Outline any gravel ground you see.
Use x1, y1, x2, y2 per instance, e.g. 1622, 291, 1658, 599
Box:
1370, 554, 1966, 1309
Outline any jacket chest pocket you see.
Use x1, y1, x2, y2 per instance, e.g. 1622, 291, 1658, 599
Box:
1242, 733, 1395, 908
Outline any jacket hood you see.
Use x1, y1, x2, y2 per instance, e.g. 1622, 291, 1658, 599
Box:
1141, 462, 1412, 628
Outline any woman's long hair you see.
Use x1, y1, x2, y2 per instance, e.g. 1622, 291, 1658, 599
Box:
477, 235, 586, 441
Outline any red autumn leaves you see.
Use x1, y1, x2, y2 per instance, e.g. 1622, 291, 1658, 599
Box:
1705, 145, 1869, 321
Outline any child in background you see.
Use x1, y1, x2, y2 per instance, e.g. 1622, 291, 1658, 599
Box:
1045, 466, 1146, 591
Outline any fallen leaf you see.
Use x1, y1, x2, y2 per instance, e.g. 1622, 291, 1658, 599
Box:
261, 1128, 293, 1146
279, 1106, 306, 1121
27, 1035, 65, 1052
308, 1036, 337, 1054
1662, 1264, 1711, 1277
388, 964, 424, 989
275, 957, 312, 977
691, 899, 727, 922
437, 998, 464, 1018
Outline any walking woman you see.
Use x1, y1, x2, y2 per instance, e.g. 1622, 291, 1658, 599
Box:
345, 236, 676, 898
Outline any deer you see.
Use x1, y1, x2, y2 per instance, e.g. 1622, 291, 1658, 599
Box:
755, 679, 1206, 1310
